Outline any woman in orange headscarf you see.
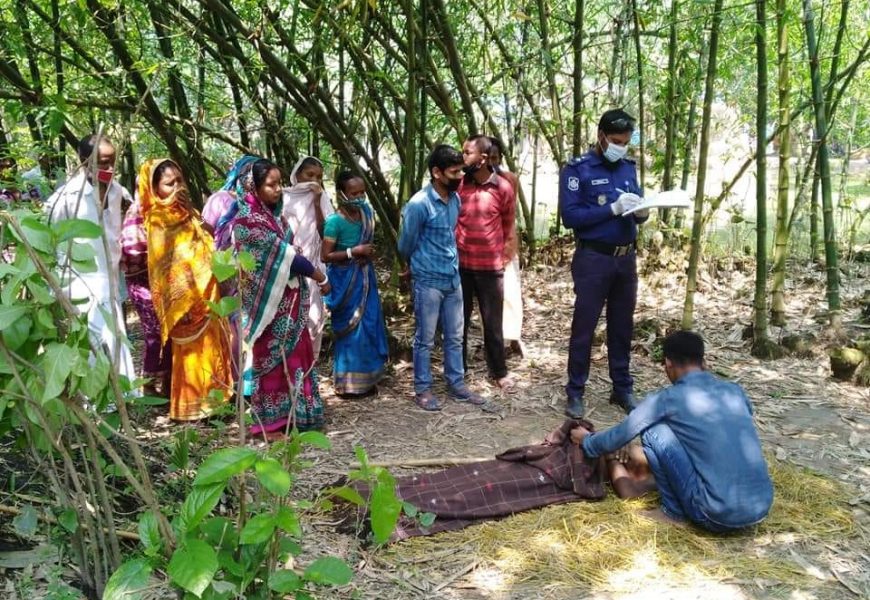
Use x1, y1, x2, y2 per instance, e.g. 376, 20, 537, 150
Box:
138, 159, 233, 420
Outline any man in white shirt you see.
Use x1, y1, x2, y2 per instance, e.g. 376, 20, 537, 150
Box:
45, 134, 136, 384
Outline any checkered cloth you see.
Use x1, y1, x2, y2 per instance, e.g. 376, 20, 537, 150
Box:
356, 419, 607, 541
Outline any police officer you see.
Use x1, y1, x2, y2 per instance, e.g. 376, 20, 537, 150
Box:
559, 109, 648, 418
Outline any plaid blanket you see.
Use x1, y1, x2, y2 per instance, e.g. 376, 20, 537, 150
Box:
359, 419, 607, 541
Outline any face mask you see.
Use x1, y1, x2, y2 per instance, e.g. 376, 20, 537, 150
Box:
341, 192, 367, 208
96, 168, 115, 184
603, 141, 628, 163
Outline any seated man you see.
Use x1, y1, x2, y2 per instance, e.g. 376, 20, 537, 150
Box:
573, 330, 774, 531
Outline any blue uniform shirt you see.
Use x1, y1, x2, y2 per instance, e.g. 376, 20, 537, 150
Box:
559, 149, 647, 246
583, 371, 774, 528
397, 183, 462, 291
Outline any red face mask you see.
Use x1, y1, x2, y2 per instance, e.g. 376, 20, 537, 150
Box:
96, 168, 114, 184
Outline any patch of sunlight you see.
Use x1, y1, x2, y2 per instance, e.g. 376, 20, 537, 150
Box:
468, 566, 510, 594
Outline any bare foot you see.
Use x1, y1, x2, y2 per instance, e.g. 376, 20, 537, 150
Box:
264, 430, 288, 442
639, 508, 688, 527
494, 375, 516, 392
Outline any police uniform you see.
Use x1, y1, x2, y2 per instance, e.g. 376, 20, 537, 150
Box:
559, 149, 647, 413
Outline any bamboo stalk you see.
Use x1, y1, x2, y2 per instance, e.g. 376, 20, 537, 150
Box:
351, 457, 493, 469
0, 505, 140, 541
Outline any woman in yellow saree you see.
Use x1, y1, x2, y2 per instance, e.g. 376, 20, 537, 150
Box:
138, 159, 233, 420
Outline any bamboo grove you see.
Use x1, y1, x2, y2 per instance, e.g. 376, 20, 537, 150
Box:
0, 0, 868, 334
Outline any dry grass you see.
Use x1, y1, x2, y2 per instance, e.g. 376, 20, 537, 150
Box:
389, 457, 857, 596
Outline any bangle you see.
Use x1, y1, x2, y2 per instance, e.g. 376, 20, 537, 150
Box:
346, 247, 353, 260
318, 274, 329, 286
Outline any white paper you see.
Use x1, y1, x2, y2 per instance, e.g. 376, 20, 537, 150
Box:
622, 189, 693, 216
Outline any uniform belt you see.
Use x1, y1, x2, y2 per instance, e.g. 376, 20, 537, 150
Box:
578, 239, 635, 257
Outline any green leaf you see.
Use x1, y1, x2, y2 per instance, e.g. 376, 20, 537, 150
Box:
167, 539, 218, 598
0, 306, 28, 329
418, 512, 436, 528
275, 505, 301, 537
302, 556, 353, 586
237, 251, 256, 273
58, 508, 78, 533
138, 510, 162, 557
268, 569, 302, 593
200, 517, 238, 549
370, 480, 401, 545
177, 483, 225, 534
194, 447, 257, 486
2, 315, 31, 351
70, 241, 96, 262
78, 353, 110, 399
130, 395, 170, 406
25, 280, 55, 306
278, 537, 303, 557
15, 217, 52, 254
239, 513, 276, 545
402, 501, 418, 518
38, 343, 78, 403
206, 296, 240, 318
55, 218, 103, 242
255, 457, 292, 497
12, 505, 38, 537
298, 430, 331, 450
329, 486, 366, 506
103, 558, 153, 600
210, 250, 237, 283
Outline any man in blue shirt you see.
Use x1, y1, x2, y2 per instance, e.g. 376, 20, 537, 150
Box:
573, 331, 774, 531
560, 109, 649, 418
398, 145, 487, 411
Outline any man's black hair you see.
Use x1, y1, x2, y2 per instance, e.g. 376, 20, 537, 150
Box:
427, 144, 464, 176
662, 330, 705, 366
77, 134, 113, 163
488, 137, 507, 158
598, 109, 636, 135
466, 134, 492, 156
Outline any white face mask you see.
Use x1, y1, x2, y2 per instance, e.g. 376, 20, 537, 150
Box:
603, 140, 628, 163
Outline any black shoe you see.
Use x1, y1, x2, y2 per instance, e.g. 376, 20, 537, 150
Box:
565, 397, 585, 418
609, 391, 636, 414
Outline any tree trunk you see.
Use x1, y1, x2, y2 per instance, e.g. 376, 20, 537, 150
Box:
401, 0, 418, 202
810, 165, 820, 261
770, 0, 791, 328
662, 0, 679, 194
751, 0, 772, 356
802, 0, 841, 324
682, 0, 724, 330
571, 0, 585, 156
631, 0, 646, 190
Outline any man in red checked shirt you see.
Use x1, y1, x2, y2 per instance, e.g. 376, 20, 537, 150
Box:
456, 134, 517, 391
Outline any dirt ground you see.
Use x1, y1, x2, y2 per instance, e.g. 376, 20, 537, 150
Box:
301, 252, 870, 600
1, 250, 868, 599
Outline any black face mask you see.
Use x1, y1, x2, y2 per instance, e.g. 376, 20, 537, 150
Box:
445, 178, 462, 192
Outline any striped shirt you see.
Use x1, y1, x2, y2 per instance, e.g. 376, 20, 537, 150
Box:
397, 184, 461, 291
456, 172, 515, 271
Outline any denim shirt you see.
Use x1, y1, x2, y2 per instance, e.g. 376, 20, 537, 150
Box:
583, 371, 773, 527
397, 184, 461, 291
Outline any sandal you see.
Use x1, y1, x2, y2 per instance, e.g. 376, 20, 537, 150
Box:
414, 390, 443, 412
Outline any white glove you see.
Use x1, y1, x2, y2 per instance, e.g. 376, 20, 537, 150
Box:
611, 192, 642, 215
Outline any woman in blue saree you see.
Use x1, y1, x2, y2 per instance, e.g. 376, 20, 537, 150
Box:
321, 171, 389, 396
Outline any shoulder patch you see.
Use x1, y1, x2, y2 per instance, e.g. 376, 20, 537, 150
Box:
567, 176, 580, 191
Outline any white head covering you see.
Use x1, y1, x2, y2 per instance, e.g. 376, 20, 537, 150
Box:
289, 156, 324, 187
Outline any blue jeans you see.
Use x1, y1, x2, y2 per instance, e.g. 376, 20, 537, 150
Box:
566, 247, 637, 400
641, 424, 732, 532
412, 280, 465, 394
